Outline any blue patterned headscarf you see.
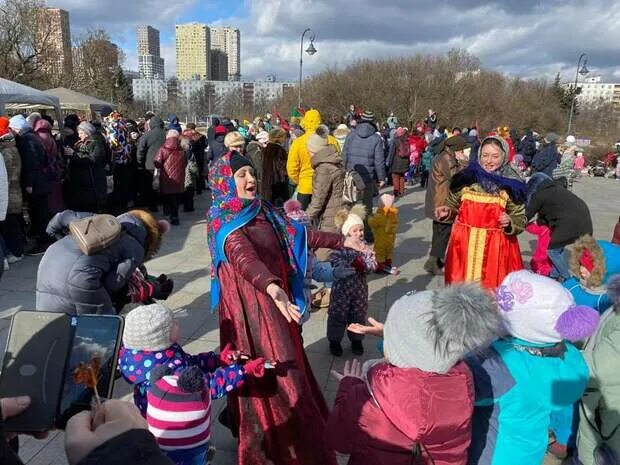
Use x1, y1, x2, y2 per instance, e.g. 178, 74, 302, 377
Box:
206, 151, 308, 314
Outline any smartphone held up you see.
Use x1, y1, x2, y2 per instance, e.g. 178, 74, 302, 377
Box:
0, 311, 124, 432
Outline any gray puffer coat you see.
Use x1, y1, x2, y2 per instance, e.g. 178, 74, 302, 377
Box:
36, 210, 148, 315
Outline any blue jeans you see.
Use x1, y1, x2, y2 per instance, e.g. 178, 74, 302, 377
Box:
547, 247, 571, 281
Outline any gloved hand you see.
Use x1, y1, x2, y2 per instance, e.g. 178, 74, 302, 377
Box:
351, 256, 366, 273
219, 343, 249, 366
243, 358, 272, 378
333, 263, 356, 280
151, 274, 173, 300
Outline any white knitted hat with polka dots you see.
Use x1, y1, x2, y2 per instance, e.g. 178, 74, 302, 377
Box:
123, 303, 174, 351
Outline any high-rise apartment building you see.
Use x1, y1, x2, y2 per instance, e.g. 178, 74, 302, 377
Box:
210, 26, 240, 81
176, 23, 210, 81
210, 49, 228, 81
37, 8, 73, 76
136, 25, 165, 79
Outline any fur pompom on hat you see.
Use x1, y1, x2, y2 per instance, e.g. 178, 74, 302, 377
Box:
384, 283, 503, 373
335, 204, 366, 236
496, 270, 599, 343
283, 199, 309, 225
123, 303, 174, 351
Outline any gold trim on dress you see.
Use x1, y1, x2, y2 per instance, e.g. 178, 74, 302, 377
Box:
466, 226, 487, 281
461, 187, 508, 208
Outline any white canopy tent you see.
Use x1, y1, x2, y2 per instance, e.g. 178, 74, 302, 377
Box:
44, 87, 114, 116
0, 78, 62, 124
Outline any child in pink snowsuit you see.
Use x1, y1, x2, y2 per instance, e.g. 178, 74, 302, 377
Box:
526, 222, 553, 276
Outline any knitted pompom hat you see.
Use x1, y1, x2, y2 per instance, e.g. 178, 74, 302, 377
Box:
496, 270, 599, 343
384, 283, 503, 373
123, 303, 174, 351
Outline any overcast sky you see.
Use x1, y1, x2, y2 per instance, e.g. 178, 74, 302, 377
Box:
50, 0, 620, 83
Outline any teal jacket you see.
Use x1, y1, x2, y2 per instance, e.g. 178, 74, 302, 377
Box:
466, 338, 589, 465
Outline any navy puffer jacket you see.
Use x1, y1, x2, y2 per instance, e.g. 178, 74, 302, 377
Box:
36, 210, 148, 315
343, 121, 386, 183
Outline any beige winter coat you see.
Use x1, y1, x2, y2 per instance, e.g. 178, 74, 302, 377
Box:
306, 145, 344, 233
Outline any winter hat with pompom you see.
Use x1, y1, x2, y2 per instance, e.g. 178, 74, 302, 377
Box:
283, 199, 309, 225
335, 204, 366, 236
384, 283, 503, 373
496, 270, 599, 343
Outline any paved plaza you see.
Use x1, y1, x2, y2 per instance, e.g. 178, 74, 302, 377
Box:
0, 176, 617, 465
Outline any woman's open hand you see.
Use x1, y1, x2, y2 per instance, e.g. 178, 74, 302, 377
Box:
347, 317, 384, 337
331, 359, 363, 382
435, 206, 451, 221
266, 283, 301, 324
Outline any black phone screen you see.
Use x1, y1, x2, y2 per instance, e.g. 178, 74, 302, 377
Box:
56, 315, 122, 428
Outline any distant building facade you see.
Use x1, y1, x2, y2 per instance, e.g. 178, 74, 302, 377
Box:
132, 79, 168, 108
210, 49, 228, 81
210, 26, 241, 81
176, 23, 210, 80
37, 8, 73, 76
137, 25, 165, 79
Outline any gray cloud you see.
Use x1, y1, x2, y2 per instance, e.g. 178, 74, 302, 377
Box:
50, 0, 620, 83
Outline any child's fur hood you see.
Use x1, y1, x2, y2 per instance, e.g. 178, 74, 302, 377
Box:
569, 235, 606, 288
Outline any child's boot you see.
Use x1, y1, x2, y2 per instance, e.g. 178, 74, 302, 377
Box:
329, 341, 343, 357
351, 340, 364, 355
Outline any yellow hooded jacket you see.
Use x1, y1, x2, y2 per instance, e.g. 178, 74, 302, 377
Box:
287, 109, 339, 195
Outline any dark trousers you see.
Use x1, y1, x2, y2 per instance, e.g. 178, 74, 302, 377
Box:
0, 214, 25, 257
28, 193, 51, 245
297, 193, 312, 210
112, 164, 133, 214
138, 170, 158, 210
420, 169, 429, 188
196, 154, 206, 194
430, 221, 452, 260
163, 193, 180, 221
183, 187, 195, 211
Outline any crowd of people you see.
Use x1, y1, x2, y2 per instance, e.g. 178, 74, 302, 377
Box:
0, 104, 619, 465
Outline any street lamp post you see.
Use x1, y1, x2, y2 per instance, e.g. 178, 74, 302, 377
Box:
298, 28, 317, 108
567, 53, 589, 135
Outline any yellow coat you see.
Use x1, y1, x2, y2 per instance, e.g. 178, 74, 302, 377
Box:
368, 207, 399, 261
287, 109, 339, 195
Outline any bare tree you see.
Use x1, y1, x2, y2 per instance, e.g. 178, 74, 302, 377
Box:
0, 0, 56, 87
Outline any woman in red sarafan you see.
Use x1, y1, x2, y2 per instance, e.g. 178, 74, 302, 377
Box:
207, 148, 342, 465
435, 135, 527, 289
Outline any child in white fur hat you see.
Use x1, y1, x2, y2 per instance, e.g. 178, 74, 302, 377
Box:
327, 205, 377, 356
465, 270, 599, 465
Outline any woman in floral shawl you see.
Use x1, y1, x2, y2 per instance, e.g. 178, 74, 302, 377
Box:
207, 148, 342, 465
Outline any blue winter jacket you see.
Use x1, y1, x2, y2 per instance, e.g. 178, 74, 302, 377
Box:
532, 142, 558, 177
343, 121, 386, 183
466, 338, 589, 465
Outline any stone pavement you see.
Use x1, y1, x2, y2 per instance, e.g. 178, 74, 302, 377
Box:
0, 176, 617, 464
